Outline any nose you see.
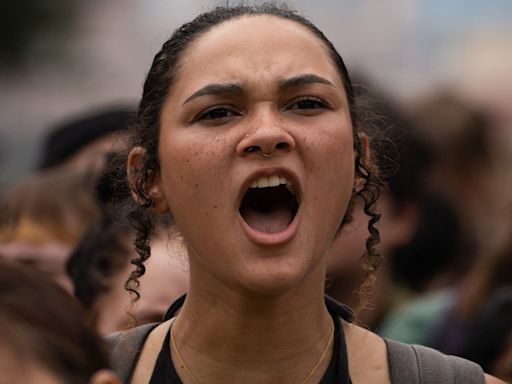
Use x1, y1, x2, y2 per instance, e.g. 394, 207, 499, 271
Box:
236, 110, 296, 157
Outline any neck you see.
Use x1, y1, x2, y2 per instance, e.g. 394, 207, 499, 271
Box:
325, 270, 363, 309
172, 270, 334, 383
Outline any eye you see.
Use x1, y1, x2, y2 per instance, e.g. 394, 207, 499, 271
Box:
288, 97, 330, 111
195, 106, 238, 122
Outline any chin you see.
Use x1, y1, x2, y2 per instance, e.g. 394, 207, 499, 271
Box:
236, 260, 316, 297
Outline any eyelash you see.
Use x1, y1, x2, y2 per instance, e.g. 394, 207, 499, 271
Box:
194, 96, 331, 123
195, 105, 238, 122
287, 96, 330, 111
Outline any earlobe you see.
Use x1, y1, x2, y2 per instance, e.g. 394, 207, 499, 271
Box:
147, 175, 169, 214
127, 147, 169, 214
89, 369, 121, 384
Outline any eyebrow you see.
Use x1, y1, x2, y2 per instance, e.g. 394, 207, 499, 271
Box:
183, 82, 243, 105
278, 74, 336, 89
182, 74, 335, 105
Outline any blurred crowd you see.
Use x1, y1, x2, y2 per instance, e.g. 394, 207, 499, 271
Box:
1, 2, 512, 384
1, 81, 511, 382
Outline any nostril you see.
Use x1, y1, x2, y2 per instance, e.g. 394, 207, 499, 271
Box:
246, 146, 259, 153
276, 142, 288, 150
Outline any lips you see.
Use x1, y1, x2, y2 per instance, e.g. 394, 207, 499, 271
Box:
238, 170, 301, 245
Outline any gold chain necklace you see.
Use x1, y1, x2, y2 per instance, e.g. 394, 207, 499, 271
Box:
171, 321, 201, 384
299, 321, 335, 384
171, 320, 335, 384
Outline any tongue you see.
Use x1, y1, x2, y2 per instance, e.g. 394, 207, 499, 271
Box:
241, 205, 293, 234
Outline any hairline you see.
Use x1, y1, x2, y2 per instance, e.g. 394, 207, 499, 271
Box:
168, 13, 349, 102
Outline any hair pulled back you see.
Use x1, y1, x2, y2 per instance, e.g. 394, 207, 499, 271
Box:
125, 3, 383, 303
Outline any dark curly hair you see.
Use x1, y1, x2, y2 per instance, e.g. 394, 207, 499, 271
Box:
66, 213, 132, 313
123, 3, 383, 303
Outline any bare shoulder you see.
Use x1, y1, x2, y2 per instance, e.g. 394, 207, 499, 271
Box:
129, 320, 172, 384
485, 374, 508, 384
342, 319, 391, 384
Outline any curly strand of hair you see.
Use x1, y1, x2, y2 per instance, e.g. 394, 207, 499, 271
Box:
352, 136, 384, 319
124, 164, 157, 304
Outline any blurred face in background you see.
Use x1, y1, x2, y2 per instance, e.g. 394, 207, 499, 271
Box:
0, 222, 74, 292
94, 231, 189, 335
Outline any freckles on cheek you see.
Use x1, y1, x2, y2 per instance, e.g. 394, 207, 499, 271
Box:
309, 136, 355, 203
166, 138, 230, 199
305, 132, 352, 173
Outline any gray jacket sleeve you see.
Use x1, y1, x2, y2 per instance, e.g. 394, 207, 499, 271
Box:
385, 338, 485, 384
106, 322, 159, 384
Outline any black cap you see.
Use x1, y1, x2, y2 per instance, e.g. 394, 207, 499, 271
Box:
38, 105, 134, 170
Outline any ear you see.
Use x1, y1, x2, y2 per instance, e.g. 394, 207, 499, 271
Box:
127, 147, 169, 214
89, 369, 121, 384
354, 132, 372, 193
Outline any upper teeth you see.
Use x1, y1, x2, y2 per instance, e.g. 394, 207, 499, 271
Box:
250, 175, 294, 193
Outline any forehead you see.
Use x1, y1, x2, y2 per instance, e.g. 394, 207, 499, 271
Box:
173, 15, 344, 91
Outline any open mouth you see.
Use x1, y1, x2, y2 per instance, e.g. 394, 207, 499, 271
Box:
239, 175, 299, 235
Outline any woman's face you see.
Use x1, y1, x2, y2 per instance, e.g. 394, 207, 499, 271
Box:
153, 15, 355, 295
94, 233, 189, 335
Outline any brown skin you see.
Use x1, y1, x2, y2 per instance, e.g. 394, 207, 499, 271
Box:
154, 18, 354, 297
485, 375, 508, 384
128, 15, 503, 384
130, 16, 351, 383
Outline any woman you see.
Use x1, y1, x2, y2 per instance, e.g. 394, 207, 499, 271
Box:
111, 4, 503, 383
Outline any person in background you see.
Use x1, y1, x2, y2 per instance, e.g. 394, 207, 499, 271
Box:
427, 224, 512, 357
0, 168, 99, 291
66, 148, 189, 334
0, 260, 120, 384
66, 148, 188, 335
379, 92, 511, 347
409, 92, 508, 278
385, 229, 512, 381
0, 105, 134, 291
326, 84, 460, 331
67, 213, 189, 335
461, 287, 512, 382
38, 105, 133, 172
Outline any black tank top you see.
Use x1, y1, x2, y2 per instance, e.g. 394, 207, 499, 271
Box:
149, 295, 353, 384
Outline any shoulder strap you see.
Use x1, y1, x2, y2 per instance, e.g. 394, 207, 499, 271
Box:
106, 322, 159, 383
385, 338, 485, 384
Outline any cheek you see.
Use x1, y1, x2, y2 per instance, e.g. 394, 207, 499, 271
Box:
158, 132, 231, 215
305, 120, 355, 189
318, 127, 356, 229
